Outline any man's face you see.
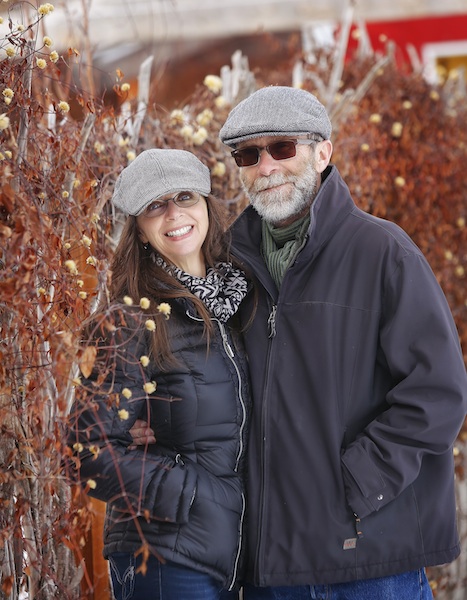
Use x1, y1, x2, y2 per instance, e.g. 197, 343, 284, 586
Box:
238, 136, 320, 227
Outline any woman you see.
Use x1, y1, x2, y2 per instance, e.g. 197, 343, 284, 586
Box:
67, 149, 251, 600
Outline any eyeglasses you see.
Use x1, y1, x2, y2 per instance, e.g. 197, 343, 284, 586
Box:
231, 137, 322, 167
143, 191, 200, 217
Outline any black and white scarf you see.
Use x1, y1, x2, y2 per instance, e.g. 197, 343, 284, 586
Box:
155, 256, 248, 323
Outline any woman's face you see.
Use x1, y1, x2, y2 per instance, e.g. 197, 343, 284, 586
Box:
136, 191, 209, 276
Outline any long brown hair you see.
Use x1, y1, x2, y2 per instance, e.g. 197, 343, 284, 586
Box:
106, 194, 246, 367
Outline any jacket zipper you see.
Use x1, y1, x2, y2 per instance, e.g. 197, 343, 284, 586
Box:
216, 319, 248, 590
253, 300, 278, 584
216, 320, 247, 472
253, 234, 311, 583
187, 311, 247, 590
267, 304, 277, 338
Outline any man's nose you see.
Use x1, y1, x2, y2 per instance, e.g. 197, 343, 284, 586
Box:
257, 149, 279, 176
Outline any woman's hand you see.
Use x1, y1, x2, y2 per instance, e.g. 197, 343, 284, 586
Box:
129, 419, 156, 449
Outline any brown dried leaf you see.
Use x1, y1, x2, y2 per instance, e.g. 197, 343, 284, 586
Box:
79, 345, 97, 379
2, 576, 13, 595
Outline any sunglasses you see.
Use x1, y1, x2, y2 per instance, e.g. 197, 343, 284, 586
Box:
231, 138, 322, 167
143, 191, 200, 217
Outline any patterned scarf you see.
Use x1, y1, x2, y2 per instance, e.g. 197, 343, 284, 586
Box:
155, 256, 248, 322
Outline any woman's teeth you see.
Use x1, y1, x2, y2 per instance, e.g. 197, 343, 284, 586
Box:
166, 225, 192, 238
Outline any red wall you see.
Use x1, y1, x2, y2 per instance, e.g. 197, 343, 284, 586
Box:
351, 13, 467, 64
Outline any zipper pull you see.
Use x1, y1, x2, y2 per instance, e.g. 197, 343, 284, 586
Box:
268, 305, 277, 338
219, 322, 235, 358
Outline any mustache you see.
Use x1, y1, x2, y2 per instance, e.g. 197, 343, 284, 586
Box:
250, 173, 297, 193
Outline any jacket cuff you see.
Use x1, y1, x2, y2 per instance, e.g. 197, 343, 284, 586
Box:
152, 459, 198, 524
341, 444, 387, 519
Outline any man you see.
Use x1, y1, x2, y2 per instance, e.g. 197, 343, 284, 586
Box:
216, 85, 467, 599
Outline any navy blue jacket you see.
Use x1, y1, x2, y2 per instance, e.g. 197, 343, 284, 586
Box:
67, 299, 250, 589
230, 165, 467, 586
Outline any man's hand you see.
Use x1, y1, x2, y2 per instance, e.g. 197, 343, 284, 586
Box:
129, 419, 156, 449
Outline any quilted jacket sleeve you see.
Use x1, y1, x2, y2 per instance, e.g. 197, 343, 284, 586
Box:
67, 308, 197, 523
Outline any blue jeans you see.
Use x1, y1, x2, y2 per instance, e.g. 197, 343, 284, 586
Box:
109, 552, 238, 600
242, 569, 433, 599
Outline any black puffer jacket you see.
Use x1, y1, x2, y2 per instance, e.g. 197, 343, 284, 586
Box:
67, 298, 250, 589
230, 165, 467, 587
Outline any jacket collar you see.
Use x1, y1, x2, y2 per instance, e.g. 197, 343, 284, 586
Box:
230, 165, 356, 272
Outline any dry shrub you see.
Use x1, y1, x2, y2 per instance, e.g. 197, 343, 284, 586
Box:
0, 5, 465, 598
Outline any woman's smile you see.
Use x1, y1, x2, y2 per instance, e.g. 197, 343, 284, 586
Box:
137, 194, 209, 276
165, 225, 193, 238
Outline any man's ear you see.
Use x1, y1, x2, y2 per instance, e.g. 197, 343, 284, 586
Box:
315, 140, 333, 173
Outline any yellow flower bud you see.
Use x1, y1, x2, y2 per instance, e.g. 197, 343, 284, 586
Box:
203, 74, 223, 94
145, 319, 156, 331
196, 109, 213, 127
118, 409, 130, 420
170, 109, 185, 125
214, 96, 227, 109
89, 445, 100, 457
64, 259, 78, 275
192, 127, 208, 146
0, 113, 10, 130
212, 162, 226, 177
143, 382, 157, 394
391, 122, 403, 138
180, 125, 194, 140
38, 4, 55, 16
157, 303, 171, 318
140, 297, 150, 310
58, 101, 70, 113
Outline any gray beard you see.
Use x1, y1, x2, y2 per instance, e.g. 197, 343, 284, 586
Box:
241, 161, 320, 225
